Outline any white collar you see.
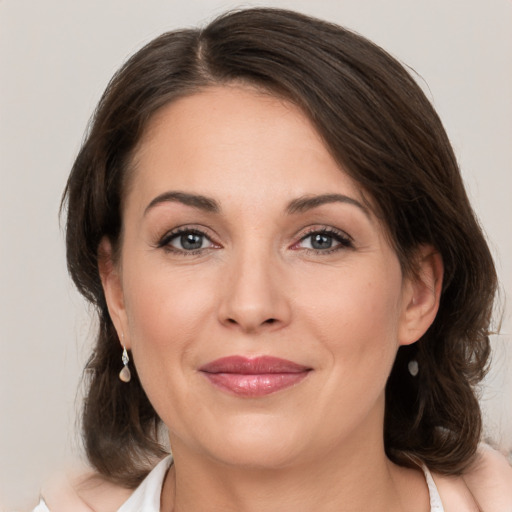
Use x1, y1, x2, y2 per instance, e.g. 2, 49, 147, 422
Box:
117, 456, 173, 512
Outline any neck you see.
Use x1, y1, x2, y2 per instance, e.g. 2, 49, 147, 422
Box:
161, 423, 418, 512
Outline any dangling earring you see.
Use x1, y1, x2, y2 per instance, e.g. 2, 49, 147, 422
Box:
119, 346, 131, 383
408, 359, 419, 377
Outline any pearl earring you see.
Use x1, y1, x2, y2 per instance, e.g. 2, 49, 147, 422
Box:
119, 346, 131, 383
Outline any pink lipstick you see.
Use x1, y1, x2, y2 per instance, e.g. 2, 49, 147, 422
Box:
199, 356, 311, 397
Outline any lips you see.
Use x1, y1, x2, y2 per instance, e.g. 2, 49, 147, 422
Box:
199, 356, 311, 397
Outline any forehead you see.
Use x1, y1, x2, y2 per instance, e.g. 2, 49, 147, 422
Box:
127, 85, 370, 212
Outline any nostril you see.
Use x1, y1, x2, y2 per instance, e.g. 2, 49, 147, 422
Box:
223, 316, 279, 329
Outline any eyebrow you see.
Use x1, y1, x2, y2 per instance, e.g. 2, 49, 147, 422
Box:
144, 191, 220, 215
144, 191, 369, 218
286, 194, 370, 217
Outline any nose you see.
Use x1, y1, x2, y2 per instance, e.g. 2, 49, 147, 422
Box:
217, 245, 291, 333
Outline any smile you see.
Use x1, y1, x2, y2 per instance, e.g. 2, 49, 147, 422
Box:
199, 356, 312, 397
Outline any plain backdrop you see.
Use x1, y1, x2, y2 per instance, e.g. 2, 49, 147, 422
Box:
1, 0, 511, 509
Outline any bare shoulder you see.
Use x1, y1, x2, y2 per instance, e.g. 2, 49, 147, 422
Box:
430, 472, 480, 512
427, 444, 512, 512
462, 443, 512, 511
41, 466, 132, 512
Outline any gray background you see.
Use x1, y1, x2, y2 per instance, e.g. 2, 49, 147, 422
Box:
1, 0, 511, 509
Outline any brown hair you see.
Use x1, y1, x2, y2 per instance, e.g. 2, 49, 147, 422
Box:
63, 8, 497, 487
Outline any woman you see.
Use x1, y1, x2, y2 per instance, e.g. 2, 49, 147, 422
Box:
36, 7, 511, 512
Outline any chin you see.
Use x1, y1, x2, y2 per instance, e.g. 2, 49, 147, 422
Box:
197, 415, 311, 470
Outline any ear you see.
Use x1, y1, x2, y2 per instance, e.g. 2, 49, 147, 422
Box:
398, 245, 443, 346
98, 237, 130, 349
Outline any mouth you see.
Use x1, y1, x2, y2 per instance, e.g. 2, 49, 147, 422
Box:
199, 356, 312, 397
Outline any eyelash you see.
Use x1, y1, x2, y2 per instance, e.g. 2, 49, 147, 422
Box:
157, 227, 219, 255
156, 226, 353, 256
293, 227, 353, 254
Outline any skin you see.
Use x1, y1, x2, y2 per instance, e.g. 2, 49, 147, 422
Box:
100, 85, 444, 511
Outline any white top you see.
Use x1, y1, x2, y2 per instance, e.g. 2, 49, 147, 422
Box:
34, 456, 444, 512
423, 464, 445, 512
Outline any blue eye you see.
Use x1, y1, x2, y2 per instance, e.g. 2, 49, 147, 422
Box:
298, 229, 352, 252
306, 233, 335, 250
159, 229, 214, 252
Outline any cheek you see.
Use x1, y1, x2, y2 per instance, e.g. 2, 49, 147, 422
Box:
119, 265, 220, 435
121, 263, 216, 394
124, 262, 213, 342
299, 264, 404, 437
298, 261, 403, 371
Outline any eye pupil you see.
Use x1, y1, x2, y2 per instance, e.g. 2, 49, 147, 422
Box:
311, 233, 332, 249
181, 233, 203, 250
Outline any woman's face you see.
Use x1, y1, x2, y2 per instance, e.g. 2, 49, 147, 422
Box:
102, 85, 439, 469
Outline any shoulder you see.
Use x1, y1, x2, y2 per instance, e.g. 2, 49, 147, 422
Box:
429, 472, 480, 512
430, 444, 512, 512
40, 467, 132, 512
463, 443, 512, 511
